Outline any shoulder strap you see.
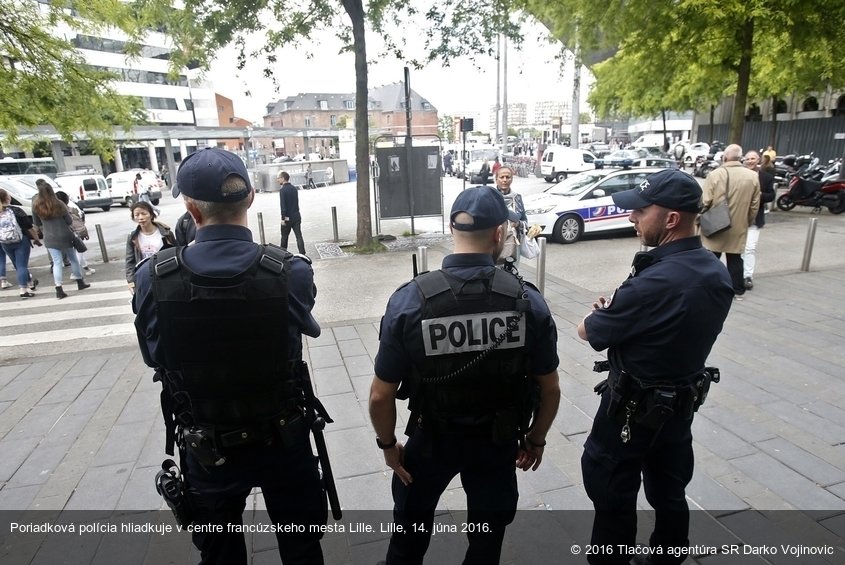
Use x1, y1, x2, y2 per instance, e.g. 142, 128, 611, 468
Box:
723, 168, 730, 206
490, 268, 521, 299
414, 270, 452, 299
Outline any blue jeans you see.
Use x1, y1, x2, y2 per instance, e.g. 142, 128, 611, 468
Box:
47, 246, 82, 286
1, 239, 31, 288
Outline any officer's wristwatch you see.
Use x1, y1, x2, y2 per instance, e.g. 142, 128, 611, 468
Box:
376, 436, 397, 450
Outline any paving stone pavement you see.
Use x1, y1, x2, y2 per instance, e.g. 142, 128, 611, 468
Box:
1, 250, 844, 564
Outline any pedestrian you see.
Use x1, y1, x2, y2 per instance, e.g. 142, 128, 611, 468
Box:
740, 151, 775, 290
134, 173, 150, 203
763, 145, 776, 163
0, 188, 41, 298
55, 191, 95, 276
443, 151, 453, 176
305, 162, 316, 189
133, 148, 326, 564
173, 210, 197, 246
369, 185, 560, 565
32, 179, 91, 299
125, 201, 175, 295
577, 169, 733, 564
478, 158, 491, 184
278, 171, 306, 255
492, 156, 502, 176
495, 166, 528, 266
700, 144, 761, 298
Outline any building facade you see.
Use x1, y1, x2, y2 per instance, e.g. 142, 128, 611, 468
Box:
488, 103, 528, 132
264, 82, 439, 157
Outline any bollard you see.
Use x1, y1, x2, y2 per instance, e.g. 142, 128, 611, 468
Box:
417, 246, 428, 274
800, 217, 818, 272
257, 212, 266, 245
536, 237, 547, 295
331, 206, 339, 242
95, 224, 109, 263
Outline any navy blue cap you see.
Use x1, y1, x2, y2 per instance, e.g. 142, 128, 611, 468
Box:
172, 148, 252, 202
450, 186, 509, 231
612, 169, 702, 213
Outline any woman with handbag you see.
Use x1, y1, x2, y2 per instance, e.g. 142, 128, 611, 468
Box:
0, 188, 42, 298
32, 179, 91, 299
125, 201, 175, 294
55, 191, 95, 275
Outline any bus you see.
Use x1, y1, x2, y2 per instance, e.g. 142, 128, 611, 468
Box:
0, 157, 58, 177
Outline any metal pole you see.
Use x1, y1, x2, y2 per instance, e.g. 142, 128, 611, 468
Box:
800, 217, 818, 272
257, 212, 266, 245
94, 224, 109, 263
404, 67, 415, 236
331, 206, 339, 242
536, 237, 547, 295
417, 246, 428, 273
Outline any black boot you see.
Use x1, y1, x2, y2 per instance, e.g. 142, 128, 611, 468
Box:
56, 286, 68, 299
77, 279, 91, 290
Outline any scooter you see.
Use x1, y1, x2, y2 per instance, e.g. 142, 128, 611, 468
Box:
777, 175, 845, 214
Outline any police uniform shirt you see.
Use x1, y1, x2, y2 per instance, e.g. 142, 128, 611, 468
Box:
583, 237, 733, 380
374, 253, 559, 384
133, 224, 320, 366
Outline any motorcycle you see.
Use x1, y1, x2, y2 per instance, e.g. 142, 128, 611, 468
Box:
776, 174, 845, 214
693, 154, 720, 178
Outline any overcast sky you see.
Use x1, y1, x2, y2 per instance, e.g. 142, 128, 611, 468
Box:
206, 20, 590, 127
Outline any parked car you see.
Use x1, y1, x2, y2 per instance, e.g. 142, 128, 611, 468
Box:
540, 145, 597, 182
594, 149, 650, 169
106, 169, 163, 207
0, 177, 37, 217
52, 170, 112, 211
586, 142, 612, 158
680, 142, 710, 166
523, 167, 664, 243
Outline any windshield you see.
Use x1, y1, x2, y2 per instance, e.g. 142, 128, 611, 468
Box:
0, 178, 38, 199
548, 171, 607, 196
468, 149, 499, 161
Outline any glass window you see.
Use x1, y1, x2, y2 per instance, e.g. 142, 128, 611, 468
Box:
319, 100, 328, 110
595, 174, 635, 196
344, 100, 354, 109
330, 115, 337, 126
304, 117, 312, 127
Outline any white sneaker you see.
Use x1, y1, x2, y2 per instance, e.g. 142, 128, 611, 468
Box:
84, 266, 96, 274
0, 280, 12, 290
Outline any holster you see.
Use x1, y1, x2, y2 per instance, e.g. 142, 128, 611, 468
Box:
155, 459, 193, 528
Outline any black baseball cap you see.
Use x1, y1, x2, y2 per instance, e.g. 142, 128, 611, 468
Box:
612, 169, 702, 213
450, 186, 509, 231
172, 148, 252, 202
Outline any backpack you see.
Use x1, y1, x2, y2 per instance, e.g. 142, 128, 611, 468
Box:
0, 208, 22, 244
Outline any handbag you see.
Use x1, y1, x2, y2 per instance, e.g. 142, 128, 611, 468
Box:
699, 169, 732, 237
519, 233, 540, 259
72, 233, 88, 253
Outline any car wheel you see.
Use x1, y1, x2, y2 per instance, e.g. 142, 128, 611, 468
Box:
544, 176, 553, 183
101, 205, 111, 212
123, 196, 132, 207
151, 199, 160, 205
554, 214, 584, 244
555, 171, 567, 183
776, 194, 796, 211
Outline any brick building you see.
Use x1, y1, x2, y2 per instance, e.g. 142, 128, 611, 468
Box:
215, 93, 253, 151
264, 82, 439, 157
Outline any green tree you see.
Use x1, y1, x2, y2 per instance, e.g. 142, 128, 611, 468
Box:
0, 0, 146, 157
439, 115, 455, 143
146, 0, 520, 247
522, 0, 845, 145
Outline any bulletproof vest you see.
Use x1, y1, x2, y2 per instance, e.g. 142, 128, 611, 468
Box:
410, 268, 529, 426
152, 244, 295, 430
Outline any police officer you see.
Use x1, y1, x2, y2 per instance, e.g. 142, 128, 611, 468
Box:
369, 186, 561, 564
133, 148, 326, 565
577, 169, 734, 564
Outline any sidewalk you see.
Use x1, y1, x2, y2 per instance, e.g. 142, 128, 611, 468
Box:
1, 245, 845, 563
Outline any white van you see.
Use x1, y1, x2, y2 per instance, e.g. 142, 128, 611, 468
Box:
629, 134, 666, 149
106, 169, 164, 207
540, 146, 596, 182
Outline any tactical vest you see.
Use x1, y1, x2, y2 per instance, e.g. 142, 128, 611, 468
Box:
151, 244, 300, 453
408, 268, 531, 439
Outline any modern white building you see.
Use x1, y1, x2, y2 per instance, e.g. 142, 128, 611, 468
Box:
34, 0, 219, 170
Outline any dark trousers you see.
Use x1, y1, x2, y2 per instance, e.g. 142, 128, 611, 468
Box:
581, 391, 693, 565
184, 425, 326, 565
712, 251, 744, 295
386, 429, 519, 565
281, 220, 306, 255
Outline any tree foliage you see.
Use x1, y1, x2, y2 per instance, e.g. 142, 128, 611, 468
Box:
0, 0, 147, 156
143, 0, 521, 247
521, 0, 845, 144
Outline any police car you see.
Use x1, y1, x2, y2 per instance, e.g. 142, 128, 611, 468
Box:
524, 167, 664, 243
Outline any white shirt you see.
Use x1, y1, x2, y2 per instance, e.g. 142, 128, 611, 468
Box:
137, 230, 163, 259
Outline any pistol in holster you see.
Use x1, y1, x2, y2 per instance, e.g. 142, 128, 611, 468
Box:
155, 458, 193, 528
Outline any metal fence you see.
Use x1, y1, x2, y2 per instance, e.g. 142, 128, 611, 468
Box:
697, 116, 845, 161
